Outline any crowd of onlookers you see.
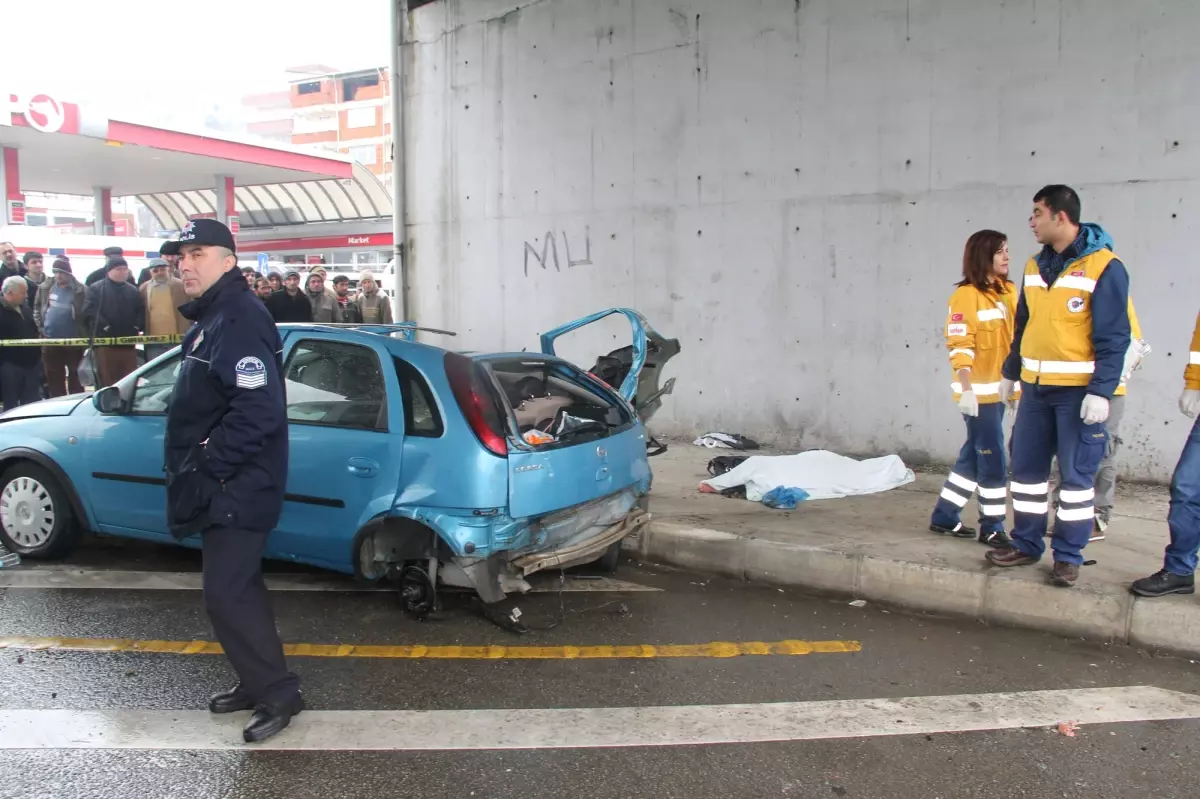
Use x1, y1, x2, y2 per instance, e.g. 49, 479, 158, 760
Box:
252, 265, 393, 326
0, 240, 394, 411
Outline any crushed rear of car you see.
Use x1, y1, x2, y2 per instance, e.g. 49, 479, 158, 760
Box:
356, 309, 679, 625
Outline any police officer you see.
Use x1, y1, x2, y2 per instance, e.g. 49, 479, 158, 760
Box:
986, 185, 1131, 587
161, 219, 302, 743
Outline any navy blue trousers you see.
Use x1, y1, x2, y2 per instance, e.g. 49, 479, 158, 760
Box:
201, 526, 300, 704
1009, 383, 1108, 566
1165, 416, 1200, 575
930, 402, 1008, 535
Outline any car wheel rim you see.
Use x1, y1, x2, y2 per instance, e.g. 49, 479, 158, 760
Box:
0, 477, 55, 549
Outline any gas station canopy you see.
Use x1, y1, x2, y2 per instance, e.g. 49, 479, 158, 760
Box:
1, 91, 391, 230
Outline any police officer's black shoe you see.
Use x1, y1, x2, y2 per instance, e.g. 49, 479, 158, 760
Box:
243, 694, 305, 743
209, 683, 255, 714
1130, 570, 1196, 598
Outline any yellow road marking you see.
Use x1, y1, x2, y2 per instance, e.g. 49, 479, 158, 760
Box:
0, 635, 861, 660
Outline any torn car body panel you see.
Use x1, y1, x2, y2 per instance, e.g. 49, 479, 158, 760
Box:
539, 308, 681, 424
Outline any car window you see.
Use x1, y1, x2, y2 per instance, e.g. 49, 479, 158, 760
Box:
130, 354, 182, 414
393, 357, 443, 437
284, 339, 387, 431
489, 359, 630, 443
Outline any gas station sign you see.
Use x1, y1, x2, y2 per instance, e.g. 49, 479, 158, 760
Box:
2, 92, 68, 134
6, 199, 24, 224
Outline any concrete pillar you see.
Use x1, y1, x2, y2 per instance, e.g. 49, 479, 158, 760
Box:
1, 147, 25, 225
215, 175, 237, 234
93, 187, 113, 235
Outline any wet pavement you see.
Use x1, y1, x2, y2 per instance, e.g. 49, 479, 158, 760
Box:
1, 535, 1199, 798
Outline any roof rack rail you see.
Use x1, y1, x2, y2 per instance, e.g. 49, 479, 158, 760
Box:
293, 322, 458, 338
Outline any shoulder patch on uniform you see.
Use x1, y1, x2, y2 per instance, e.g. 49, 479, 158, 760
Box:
1067, 297, 1086, 313
950, 313, 964, 322
234, 356, 267, 389
947, 323, 968, 336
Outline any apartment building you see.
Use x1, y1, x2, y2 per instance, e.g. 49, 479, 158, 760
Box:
289, 67, 393, 186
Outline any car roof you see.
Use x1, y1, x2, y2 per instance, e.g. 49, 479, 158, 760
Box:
275, 324, 577, 369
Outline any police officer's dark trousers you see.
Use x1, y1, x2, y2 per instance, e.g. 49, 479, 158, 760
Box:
930, 402, 1008, 535
1008, 382, 1108, 566
201, 525, 299, 704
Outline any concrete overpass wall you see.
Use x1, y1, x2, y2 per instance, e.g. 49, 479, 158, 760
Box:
403, 0, 1200, 480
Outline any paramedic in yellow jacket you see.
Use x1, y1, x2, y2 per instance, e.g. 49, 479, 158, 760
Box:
1131, 311, 1200, 598
1090, 298, 1150, 537
929, 229, 1017, 548
986, 185, 1131, 588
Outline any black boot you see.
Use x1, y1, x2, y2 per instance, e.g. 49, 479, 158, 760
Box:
209, 682, 255, 714
243, 694, 305, 743
1131, 570, 1195, 598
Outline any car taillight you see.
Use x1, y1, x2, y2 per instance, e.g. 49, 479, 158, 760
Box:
445, 354, 508, 457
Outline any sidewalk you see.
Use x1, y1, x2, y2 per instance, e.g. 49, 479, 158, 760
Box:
627, 442, 1200, 657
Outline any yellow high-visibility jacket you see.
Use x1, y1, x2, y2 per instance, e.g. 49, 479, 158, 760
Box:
945, 281, 1017, 403
1018, 250, 1116, 386
1185, 309, 1200, 391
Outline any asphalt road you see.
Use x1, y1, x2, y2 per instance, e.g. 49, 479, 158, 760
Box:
1, 536, 1199, 799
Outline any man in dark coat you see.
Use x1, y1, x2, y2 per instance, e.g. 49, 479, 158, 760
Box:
82, 257, 145, 386
161, 220, 301, 744
265, 270, 312, 323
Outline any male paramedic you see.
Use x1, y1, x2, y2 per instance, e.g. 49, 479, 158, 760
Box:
161, 219, 302, 743
985, 185, 1130, 588
1130, 311, 1200, 598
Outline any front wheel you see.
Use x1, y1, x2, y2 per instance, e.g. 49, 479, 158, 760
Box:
0, 462, 81, 559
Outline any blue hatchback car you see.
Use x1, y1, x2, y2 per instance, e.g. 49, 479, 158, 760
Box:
0, 310, 679, 615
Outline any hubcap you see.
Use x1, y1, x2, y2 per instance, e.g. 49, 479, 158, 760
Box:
0, 476, 55, 549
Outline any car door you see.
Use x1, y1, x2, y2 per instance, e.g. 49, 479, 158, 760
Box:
84, 349, 181, 538
273, 334, 404, 571
540, 308, 680, 424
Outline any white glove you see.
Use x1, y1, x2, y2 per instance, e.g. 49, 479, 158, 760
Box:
1180, 389, 1200, 419
1120, 339, 1152, 384
1080, 394, 1110, 425
957, 390, 979, 417
999, 379, 1018, 404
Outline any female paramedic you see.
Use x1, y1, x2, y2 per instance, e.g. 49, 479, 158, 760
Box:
929, 230, 1017, 547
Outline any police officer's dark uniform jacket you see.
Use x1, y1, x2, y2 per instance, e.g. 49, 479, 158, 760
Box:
165, 266, 287, 538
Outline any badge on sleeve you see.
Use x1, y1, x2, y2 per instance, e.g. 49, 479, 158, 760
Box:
950, 313, 964, 322
234, 357, 267, 389
947, 323, 968, 336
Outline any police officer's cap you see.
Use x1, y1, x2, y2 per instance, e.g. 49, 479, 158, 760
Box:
161, 219, 237, 256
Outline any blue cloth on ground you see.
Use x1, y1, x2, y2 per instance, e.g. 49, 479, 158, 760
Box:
762, 486, 810, 509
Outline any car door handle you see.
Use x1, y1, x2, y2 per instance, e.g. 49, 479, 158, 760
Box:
347, 457, 380, 478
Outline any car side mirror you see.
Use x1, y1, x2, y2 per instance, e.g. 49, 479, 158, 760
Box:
93, 385, 127, 415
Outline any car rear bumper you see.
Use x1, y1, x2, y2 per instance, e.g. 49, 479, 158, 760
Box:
512, 507, 649, 576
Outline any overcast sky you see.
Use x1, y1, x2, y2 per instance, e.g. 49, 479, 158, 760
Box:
9, 0, 391, 128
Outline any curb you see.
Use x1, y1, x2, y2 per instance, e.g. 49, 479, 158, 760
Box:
623, 520, 1200, 658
